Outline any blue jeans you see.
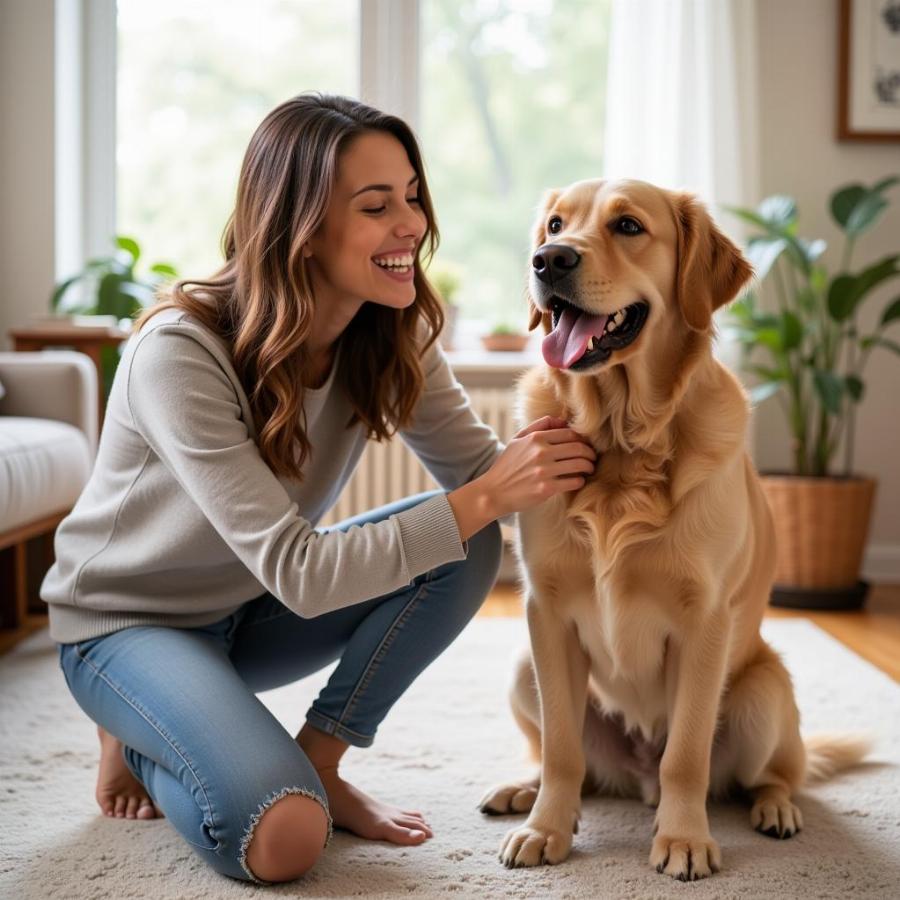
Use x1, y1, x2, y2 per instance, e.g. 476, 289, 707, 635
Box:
58, 492, 502, 883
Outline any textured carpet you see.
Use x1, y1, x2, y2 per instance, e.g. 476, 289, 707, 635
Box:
1, 615, 899, 899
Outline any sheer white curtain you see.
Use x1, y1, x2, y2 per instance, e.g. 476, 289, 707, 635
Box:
603, 0, 758, 211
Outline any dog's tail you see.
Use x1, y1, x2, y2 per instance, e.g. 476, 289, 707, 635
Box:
803, 733, 873, 783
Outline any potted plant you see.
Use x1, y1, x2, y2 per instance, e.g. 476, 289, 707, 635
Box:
48, 235, 178, 394
726, 176, 899, 609
481, 322, 530, 352
427, 261, 463, 351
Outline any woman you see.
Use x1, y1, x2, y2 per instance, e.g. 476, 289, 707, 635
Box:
41, 94, 596, 885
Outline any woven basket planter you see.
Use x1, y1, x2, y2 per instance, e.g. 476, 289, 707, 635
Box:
760, 475, 876, 604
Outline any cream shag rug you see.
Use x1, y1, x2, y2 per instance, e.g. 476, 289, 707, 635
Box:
2, 616, 899, 899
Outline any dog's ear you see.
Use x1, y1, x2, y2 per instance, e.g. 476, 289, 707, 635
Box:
526, 189, 562, 333
672, 193, 753, 332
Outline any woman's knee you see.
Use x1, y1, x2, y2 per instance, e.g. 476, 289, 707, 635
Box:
241, 792, 330, 884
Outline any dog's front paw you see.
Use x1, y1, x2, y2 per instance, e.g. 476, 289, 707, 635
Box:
649, 833, 721, 881
499, 822, 573, 868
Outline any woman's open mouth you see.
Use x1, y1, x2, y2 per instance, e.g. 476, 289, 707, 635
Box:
542, 297, 650, 369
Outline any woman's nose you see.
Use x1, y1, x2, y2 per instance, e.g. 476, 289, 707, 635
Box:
396, 208, 426, 240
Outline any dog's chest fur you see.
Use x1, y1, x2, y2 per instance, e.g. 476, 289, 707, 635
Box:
517, 469, 673, 739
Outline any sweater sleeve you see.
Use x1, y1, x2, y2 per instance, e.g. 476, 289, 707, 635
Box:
126, 327, 468, 619
399, 336, 506, 490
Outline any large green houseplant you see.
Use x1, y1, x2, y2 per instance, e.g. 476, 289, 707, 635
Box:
50, 235, 178, 395
726, 176, 899, 608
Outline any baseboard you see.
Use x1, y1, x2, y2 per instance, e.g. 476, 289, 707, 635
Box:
863, 544, 900, 584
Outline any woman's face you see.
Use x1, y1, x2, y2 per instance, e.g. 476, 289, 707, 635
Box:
306, 131, 428, 313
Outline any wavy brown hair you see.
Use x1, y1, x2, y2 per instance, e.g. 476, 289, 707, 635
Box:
136, 93, 444, 480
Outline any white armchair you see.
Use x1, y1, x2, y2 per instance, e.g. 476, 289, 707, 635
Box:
0, 351, 97, 638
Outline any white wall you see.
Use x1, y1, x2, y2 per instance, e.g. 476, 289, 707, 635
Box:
755, 0, 900, 581
0, 0, 56, 351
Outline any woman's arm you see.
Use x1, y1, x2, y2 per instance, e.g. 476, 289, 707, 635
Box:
127, 325, 471, 619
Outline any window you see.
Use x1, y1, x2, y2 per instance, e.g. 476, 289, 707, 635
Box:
114, 0, 610, 330
420, 0, 611, 330
116, 0, 357, 280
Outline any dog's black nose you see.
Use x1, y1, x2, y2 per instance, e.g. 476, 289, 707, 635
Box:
532, 244, 580, 284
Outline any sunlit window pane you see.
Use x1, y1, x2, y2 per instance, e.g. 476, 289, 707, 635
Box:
117, 0, 357, 280
420, 0, 611, 331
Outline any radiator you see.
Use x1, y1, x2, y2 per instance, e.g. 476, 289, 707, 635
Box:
320, 386, 519, 526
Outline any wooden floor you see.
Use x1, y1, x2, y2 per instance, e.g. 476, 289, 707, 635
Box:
479, 582, 900, 683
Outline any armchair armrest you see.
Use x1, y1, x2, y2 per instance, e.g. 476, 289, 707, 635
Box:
0, 351, 98, 457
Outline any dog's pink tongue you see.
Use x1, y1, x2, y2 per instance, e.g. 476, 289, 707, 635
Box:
542, 306, 609, 368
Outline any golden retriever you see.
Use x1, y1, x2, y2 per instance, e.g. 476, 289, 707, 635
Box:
479, 179, 869, 880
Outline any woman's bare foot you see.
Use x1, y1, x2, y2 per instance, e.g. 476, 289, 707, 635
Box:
314, 765, 433, 845
96, 726, 163, 820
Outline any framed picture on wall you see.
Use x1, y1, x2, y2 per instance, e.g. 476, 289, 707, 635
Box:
838, 0, 900, 141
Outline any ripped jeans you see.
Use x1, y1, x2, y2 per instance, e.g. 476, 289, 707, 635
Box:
57, 492, 502, 883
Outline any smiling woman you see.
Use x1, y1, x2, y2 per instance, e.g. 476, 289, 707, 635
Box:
44, 92, 599, 886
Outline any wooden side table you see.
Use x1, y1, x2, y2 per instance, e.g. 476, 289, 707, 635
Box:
8, 324, 131, 428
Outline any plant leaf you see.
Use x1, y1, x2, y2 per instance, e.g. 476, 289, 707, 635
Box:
828, 255, 900, 321
149, 262, 178, 278
865, 336, 900, 356
830, 184, 867, 228
749, 381, 782, 404
746, 237, 788, 279
115, 236, 141, 264
780, 310, 804, 350
812, 369, 844, 414
798, 238, 827, 263
881, 296, 900, 327
846, 194, 888, 235
827, 274, 857, 321
845, 374, 865, 402
50, 274, 81, 311
757, 195, 797, 227
871, 175, 899, 194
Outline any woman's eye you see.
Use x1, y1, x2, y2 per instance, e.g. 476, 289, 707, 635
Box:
548, 215, 563, 235
406, 195, 421, 205
616, 216, 643, 235
362, 206, 387, 215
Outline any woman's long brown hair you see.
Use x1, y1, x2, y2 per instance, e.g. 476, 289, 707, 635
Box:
135, 93, 444, 480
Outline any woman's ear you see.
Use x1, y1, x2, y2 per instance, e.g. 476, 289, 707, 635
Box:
672, 193, 754, 332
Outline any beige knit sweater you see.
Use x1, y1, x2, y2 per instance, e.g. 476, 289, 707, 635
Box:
42, 308, 504, 643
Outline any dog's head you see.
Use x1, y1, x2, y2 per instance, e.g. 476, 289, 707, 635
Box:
527, 179, 753, 374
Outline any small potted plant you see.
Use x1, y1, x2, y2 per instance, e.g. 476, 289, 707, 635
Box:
481, 322, 530, 352
427, 260, 462, 351
48, 235, 178, 394
726, 176, 899, 609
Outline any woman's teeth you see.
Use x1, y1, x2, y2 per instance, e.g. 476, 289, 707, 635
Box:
374, 253, 414, 271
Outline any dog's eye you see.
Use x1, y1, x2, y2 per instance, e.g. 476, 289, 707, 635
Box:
547, 215, 563, 235
616, 216, 643, 235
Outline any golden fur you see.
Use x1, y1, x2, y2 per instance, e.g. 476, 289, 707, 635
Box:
480, 179, 869, 880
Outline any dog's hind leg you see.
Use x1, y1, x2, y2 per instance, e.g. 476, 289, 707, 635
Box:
716, 640, 805, 839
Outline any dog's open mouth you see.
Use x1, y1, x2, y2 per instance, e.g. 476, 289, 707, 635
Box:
542, 297, 650, 370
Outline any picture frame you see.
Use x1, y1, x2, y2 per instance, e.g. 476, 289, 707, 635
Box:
837, 0, 900, 141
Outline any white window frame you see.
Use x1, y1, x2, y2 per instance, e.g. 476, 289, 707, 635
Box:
60, 0, 420, 281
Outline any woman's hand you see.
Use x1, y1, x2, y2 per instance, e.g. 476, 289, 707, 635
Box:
448, 416, 597, 541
